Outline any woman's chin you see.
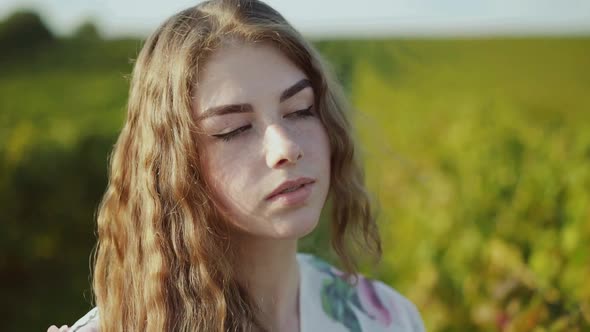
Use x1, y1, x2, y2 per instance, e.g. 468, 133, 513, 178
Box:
278, 218, 319, 240
246, 215, 320, 240
227, 207, 322, 240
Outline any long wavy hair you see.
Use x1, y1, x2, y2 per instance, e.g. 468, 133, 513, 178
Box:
91, 0, 381, 331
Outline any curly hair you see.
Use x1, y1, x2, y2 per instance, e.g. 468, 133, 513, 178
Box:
91, 0, 381, 330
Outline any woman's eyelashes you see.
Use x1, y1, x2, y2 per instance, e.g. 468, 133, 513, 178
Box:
285, 105, 315, 119
212, 105, 315, 142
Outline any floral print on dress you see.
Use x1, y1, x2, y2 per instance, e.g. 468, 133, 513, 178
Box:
308, 256, 394, 332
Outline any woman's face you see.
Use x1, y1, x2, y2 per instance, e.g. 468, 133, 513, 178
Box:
193, 42, 331, 240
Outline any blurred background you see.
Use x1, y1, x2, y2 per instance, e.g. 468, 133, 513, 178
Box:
1, 0, 589, 331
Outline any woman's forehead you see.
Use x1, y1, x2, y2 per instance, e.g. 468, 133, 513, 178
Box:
193, 42, 309, 115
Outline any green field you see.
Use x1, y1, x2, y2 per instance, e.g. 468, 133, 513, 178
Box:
1, 15, 589, 331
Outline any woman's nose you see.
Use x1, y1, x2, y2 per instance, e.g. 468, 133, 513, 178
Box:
264, 124, 303, 168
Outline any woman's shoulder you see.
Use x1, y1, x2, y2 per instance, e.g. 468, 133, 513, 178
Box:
296, 253, 426, 332
68, 306, 99, 332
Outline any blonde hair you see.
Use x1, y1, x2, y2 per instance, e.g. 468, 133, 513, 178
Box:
91, 0, 381, 330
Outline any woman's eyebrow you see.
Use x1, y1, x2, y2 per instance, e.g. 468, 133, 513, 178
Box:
279, 78, 311, 103
198, 78, 311, 120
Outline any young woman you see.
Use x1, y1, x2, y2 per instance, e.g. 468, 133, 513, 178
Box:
48, 0, 425, 331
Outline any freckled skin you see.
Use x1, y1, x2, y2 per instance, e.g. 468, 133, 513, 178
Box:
194, 42, 331, 240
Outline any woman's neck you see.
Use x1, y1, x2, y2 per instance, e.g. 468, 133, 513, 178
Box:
232, 234, 301, 332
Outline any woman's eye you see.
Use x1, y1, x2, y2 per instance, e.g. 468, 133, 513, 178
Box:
212, 125, 251, 142
286, 105, 314, 119
211, 106, 314, 143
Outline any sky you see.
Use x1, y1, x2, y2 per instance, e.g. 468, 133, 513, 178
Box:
1, 0, 590, 38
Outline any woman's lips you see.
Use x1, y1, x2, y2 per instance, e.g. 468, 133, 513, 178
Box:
266, 182, 314, 206
266, 177, 315, 200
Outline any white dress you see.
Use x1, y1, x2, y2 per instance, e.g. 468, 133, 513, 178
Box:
69, 253, 425, 332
